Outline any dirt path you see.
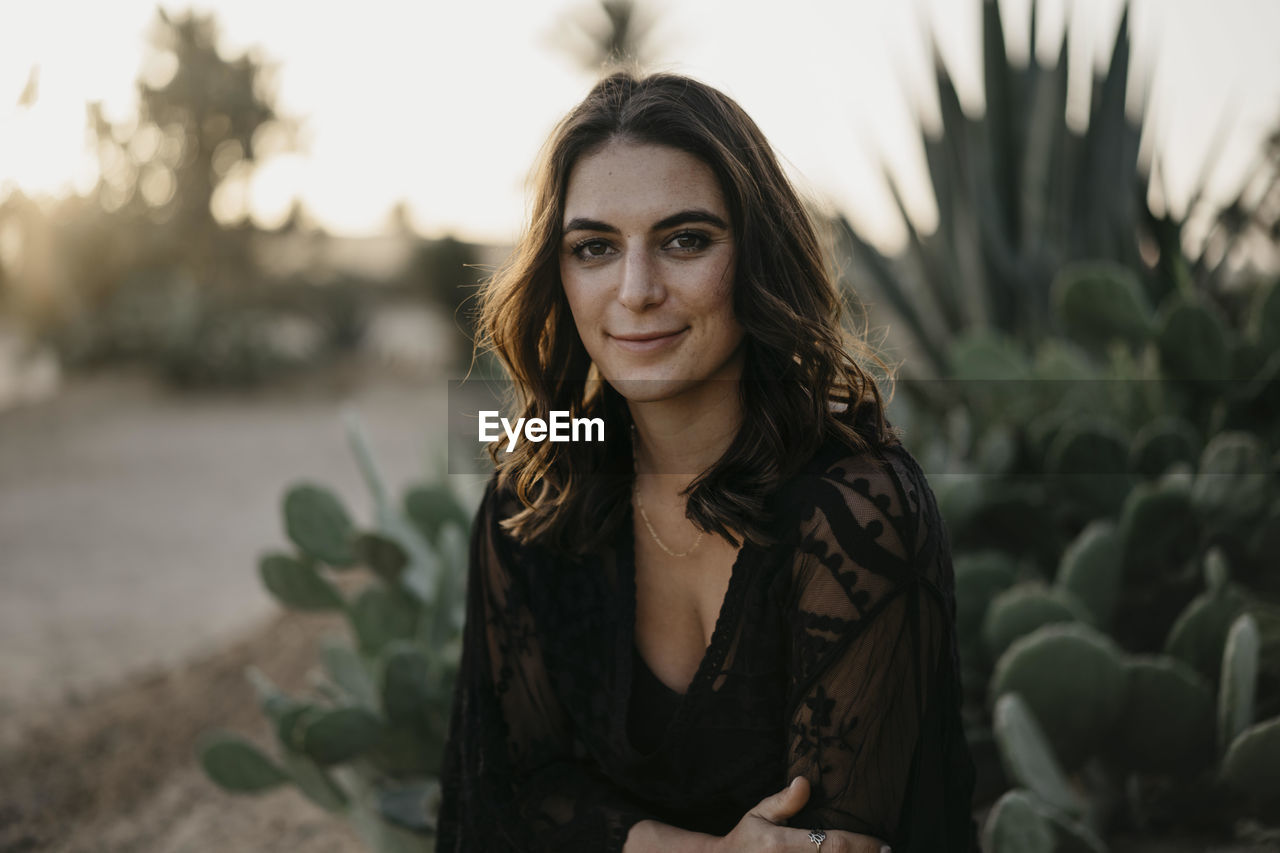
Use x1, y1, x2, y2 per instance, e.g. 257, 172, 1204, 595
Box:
0, 358, 471, 851
0, 609, 367, 852
0, 361, 458, 714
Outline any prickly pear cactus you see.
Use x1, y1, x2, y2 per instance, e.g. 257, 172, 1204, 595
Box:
1107, 655, 1214, 774
983, 582, 1087, 660
990, 623, 1128, 770
1128, 415, 1200, 479
285, 483, 359, 567
1056, 521, 1123, 629
1191, 432, 1271, 532
982, 789, 1056, 853
981, 787, 1107, 853
1218, 613, 1260, 758
992, 693, 1088, 818
1156, 295, 1230, 384
1044, 418, 1131, 515
199, 412, 479, 853
1165, 550, 1249, 683
1118, 479, 1198, 582
1220, 716, 1280, 799
1051, 262, 1154, 353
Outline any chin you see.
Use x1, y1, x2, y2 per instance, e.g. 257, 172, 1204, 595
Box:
604, 375, 694, 404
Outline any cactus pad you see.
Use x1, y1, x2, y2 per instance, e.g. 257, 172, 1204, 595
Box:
990, 623, 1128, 769
1056, 521, 1123, 628
284, 483, 357, 566
1108, 655, 1214, 773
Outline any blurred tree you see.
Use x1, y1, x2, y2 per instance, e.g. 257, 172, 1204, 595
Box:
408, 235, 483, 363
86, 7, 296, 288
552, 0, 660, 75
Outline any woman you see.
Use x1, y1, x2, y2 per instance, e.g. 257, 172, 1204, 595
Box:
438, 72, 979, 853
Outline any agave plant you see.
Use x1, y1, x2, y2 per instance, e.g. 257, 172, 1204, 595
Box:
836, 0, 1278, 385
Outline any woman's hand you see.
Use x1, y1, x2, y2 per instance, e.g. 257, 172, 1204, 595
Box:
713, 777, 891, 853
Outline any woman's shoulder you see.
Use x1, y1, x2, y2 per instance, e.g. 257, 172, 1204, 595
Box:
781, 428, 918, 504
774, 428, 938, 560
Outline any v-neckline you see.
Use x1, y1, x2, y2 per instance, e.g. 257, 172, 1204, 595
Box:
616, 496, 752, 745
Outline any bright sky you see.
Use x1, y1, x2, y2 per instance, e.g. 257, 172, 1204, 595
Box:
1, 0, 1277, 252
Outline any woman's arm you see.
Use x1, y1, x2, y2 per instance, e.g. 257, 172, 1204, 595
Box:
436, 478, 656, 852
781, 455, 948, 846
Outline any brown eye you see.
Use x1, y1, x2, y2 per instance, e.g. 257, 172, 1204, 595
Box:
572, 239, 613, 260
668, 232, 708, 251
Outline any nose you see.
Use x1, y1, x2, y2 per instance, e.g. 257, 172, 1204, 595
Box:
616, 244, 665, 312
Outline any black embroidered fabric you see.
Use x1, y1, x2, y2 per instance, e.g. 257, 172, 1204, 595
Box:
437, 432, 980, 852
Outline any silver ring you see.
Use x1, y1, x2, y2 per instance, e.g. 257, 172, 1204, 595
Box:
809, 829, 826, 851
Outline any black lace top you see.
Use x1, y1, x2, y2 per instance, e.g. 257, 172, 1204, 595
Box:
437, 432, 980, 852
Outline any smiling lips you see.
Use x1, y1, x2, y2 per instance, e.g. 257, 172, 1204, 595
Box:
609, 327, 688, 353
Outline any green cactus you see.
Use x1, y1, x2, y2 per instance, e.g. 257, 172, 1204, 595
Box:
258, 552, 345, 611
321, 636, 378, 709
355, 532, 410, 584
955, 552, 1019, 657
285, 483, 358, 567
1191, 432, 1271, 531
381, 642, 435, 729
1128, 416, 1200, 478
1051, 262, 1153, 352
1249, 502, 1280, 584
349, 586, 419, 656
1218, 613, 1260, 758
405, 482, 473, 547
1155, 295, 1230, 384
981, 787, 1107, 853
1107, 655, 1214, 774
1165, 550, 1250, 683
1248, 279, 1280, 352
1117, 479, 1198, 582
982, 789, 1056, 853
1056, 521, 1124, 629
983, 582, 1087, 660
281, 750, 350, 812
1220, 716, 1280, 799
200, 414, 478, 852
1229, 338, 1271, 383
1044, 418, 1131, 514
992, 693, 1088, 818
298, 706, 386, 766
376, 781, 440, 834
198, 731, 291, 793
990, 623, 1128, 770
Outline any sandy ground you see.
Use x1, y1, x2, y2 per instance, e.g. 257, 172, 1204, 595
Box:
0, 609, 368, 852
0, 359, 470, 713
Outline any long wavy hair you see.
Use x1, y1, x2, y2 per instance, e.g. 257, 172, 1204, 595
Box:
473, 71, 900, 556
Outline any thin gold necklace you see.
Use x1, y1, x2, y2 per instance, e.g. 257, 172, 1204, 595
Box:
631, 425, 703, 558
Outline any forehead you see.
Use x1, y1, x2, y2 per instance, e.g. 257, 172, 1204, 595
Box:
562, 141, 727, 224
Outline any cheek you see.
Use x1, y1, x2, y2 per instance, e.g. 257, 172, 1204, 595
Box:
559, 271, 592, 326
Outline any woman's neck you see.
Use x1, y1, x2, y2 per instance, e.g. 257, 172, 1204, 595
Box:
628, 384, 742, 490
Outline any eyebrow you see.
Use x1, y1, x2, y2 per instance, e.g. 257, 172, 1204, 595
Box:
562, 208, 730, 235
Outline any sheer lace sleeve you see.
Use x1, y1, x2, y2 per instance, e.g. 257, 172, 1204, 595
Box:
436, 477, 655, 853
783, 448, 953, 846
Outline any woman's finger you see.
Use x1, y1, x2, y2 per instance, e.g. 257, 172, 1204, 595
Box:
795, 827, 892, 853
749, 776, 811, 824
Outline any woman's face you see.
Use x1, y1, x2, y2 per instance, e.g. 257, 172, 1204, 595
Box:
559, 139, 744, 405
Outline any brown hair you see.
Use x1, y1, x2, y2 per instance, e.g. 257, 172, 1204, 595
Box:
473, 71, 899, 556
